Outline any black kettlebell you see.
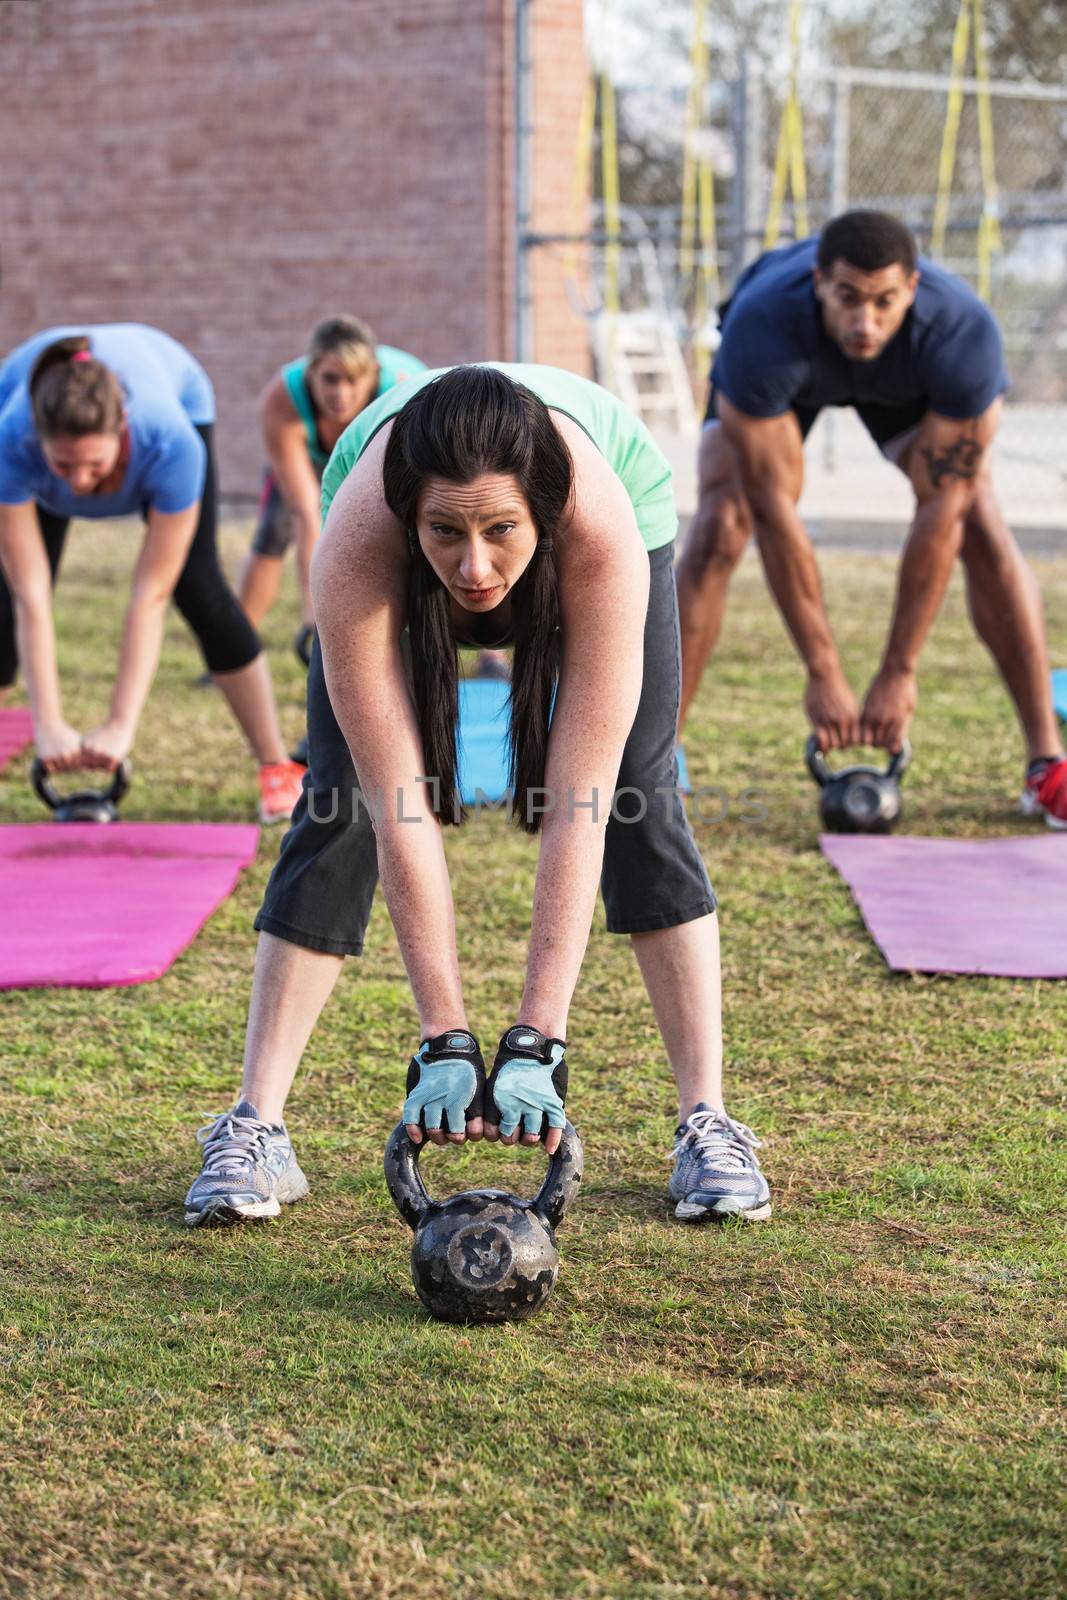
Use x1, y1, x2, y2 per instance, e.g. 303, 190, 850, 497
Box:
384, 1120, 583, 1324
805, 736, 911, 833
31, 758, 131, 823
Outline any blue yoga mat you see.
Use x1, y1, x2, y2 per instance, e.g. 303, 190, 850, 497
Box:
458, 678, 512, 806
457, 677, 691, 805
675, 744, 691, 793
1052, 669, 1067, 722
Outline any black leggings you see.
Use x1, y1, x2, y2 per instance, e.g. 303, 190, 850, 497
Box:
0, 423, 261, 686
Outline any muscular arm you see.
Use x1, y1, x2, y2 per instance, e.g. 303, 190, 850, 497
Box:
518, 418, 650, 1036
260, 376, 324, 619
861, 405, 997, 750
718, 396, 857, 747
311, 427, 466, 1037
718, 397, 838, 672
885, 406, 996, 673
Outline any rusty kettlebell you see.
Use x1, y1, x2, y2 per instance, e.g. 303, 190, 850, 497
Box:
384, 1120, 583, 1324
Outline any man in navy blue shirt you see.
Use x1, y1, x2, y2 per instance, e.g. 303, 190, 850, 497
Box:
676, 210, 1067, 828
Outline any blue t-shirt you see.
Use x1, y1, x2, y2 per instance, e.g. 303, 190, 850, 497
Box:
0, 324, 216, 517
711, 239, 1009, 422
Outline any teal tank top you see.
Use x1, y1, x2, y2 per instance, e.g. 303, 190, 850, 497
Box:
282, 344, 427, 468
320, 363, 677, 553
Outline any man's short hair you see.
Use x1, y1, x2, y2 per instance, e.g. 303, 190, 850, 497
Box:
816, 211, 918, 276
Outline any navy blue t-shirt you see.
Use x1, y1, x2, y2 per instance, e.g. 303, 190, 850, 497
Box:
711, 238, 1009, 424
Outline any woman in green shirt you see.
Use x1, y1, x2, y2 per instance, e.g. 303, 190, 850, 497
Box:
185, 364, 771, 1231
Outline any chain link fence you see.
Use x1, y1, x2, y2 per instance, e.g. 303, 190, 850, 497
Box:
744, 64, 1067, 399
547, 55, 1067, 524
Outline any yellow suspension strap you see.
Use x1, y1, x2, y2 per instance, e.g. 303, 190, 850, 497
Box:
930, 0, 972, 262
563, 74, 598, 304
931, 0, 1002, 300
764, 0, 809, 249
679, 0, 719, 333
972, 0, 1003, 301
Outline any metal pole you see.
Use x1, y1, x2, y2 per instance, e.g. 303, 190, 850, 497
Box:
823, 72, 851, 473
514, 0, 534, 360
829, 70, 851, 218
808, 60, 1067, 104
731, 49, 764, 282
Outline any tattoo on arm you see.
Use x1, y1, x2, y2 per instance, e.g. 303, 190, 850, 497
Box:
919, 432, 983, 489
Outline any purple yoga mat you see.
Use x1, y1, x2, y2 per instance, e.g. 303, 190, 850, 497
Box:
0, 708, 33, 772
0, 823, 260, 989
821, 833, 1067, 978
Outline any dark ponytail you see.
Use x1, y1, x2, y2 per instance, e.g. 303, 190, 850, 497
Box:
29, 336, 125, 439
382, 366, 571, 833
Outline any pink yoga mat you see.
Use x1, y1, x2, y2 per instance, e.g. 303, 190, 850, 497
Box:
0, 823, 260, 989
821, 833, 1067, 979
0, 708, 33, 772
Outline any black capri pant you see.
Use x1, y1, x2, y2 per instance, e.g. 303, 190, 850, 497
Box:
0, 423, 260, 686
249, 459, 325, 559
255, 539, 716, 954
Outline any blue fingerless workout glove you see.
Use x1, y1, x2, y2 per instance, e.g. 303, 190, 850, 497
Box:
403, 1030, 486, 1136
486, 1025, 568, 1140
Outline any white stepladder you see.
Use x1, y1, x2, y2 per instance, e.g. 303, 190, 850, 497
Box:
589, 226, 702, 443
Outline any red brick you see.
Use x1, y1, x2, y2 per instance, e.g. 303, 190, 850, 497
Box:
0, 0, 590, 494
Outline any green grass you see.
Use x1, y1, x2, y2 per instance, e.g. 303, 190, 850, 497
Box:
1, 520, 1064, 1599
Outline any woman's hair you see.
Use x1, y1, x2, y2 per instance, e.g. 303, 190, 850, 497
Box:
381, 365, 573, 834
28, 335, 125, 439
306, 315, 378, 380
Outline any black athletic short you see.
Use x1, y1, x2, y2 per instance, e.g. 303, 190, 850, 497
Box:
704, 377, 928, 451
705, 292, 929, 451
249, 458, 325, 559
255, 540, 716, 954
0, 423, 261, 685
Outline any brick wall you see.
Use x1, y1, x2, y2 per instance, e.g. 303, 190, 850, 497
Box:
0, 0, 589, 495
527, 0, 593, 378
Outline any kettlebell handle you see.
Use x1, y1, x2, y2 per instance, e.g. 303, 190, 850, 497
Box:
31, 757, 131, 812
804, 735, 833, 789
805, 736, 911, 785
383, 1122, 432, 1230
885, 739, 911, 781
533, 1120, 583, 1230
383, 1119, 584, 1234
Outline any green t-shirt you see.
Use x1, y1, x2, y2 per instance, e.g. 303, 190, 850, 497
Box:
320, 363, 677, 552
282, 344, 426, 468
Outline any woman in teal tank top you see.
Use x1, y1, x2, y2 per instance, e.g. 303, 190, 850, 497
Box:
183, 365, 772, 1232
238, 315, 425, 630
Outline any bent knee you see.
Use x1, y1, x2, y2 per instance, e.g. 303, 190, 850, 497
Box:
960, 476, 1013, 564
683, 489, 752, 576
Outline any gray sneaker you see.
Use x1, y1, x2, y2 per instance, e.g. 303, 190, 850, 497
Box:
184, 1099, 309, 1227
668, 1102, 771, 1223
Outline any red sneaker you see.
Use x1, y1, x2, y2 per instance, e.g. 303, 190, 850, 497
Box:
1021, 758, 1067, 831
257, 760, 305, 826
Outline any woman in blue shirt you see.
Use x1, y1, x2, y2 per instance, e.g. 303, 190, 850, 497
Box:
0, 325, 305, 822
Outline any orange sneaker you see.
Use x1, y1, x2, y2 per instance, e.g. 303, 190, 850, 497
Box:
258, 760, 305, 826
